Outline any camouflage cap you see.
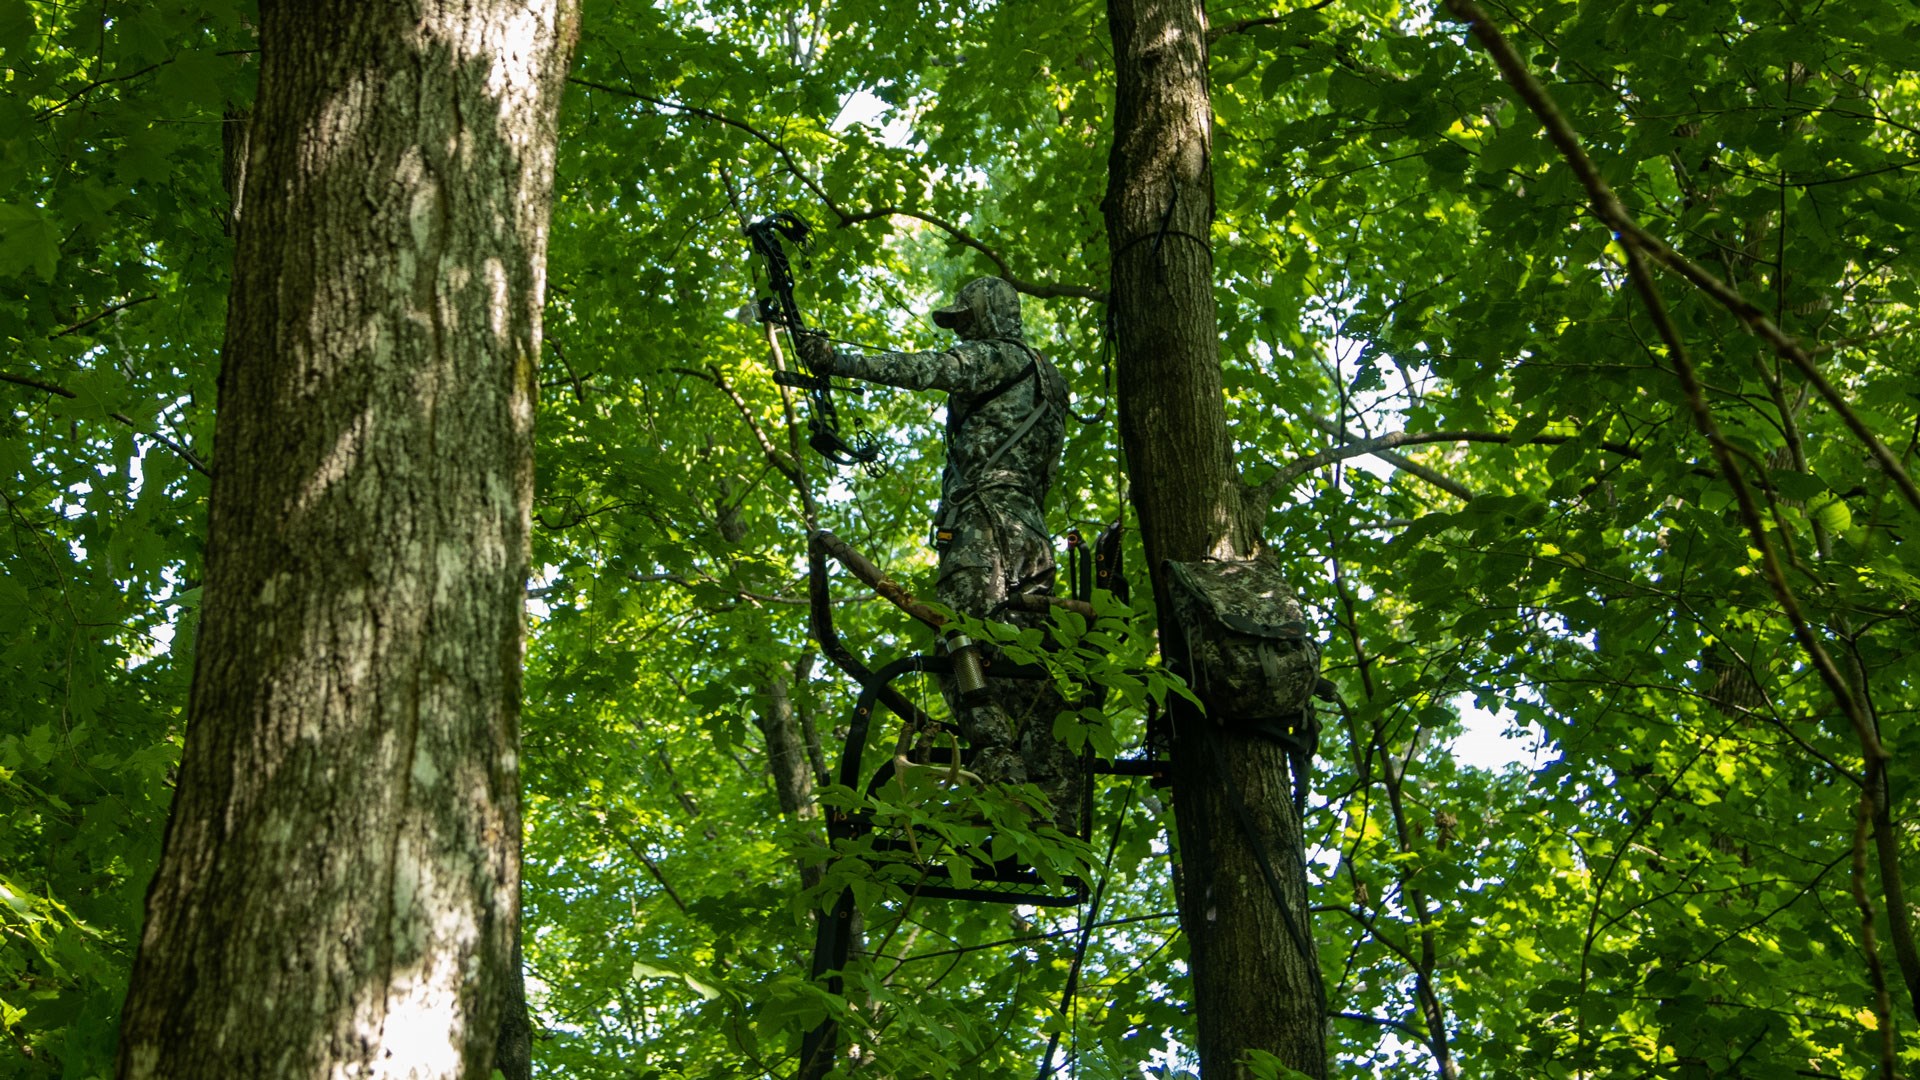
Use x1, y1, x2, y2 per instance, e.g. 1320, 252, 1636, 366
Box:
932, 277, 1024, 341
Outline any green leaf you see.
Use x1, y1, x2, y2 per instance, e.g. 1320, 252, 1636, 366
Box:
1768, 469, 1827, 502
1477, 120, 1542, 174
0, 0, 34, 56
0, 202, 59, 279
631, 960, 721, 1002
57, 370, 127, 421
153, 49, 228, 110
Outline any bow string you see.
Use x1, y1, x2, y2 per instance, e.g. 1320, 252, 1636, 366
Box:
744, 212, 886, 475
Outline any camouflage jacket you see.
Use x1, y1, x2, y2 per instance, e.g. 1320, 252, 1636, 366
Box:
826, 339, 1068, 514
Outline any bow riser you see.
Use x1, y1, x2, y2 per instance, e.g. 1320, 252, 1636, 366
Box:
744, 212, 885, 474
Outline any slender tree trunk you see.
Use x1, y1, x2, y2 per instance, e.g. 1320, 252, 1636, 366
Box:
116, 2, 575, 1076
755, 656, 827, 893
492, 935, 534, 1080
759, 659, 822, 822
1104, 1, 1327, 1076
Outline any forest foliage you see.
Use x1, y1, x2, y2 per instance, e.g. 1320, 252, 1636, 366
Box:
4, 0, 1920, 1077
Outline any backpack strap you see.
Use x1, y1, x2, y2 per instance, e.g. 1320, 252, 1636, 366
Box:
948, 340, 1041, 432
935, 343, 1056, 542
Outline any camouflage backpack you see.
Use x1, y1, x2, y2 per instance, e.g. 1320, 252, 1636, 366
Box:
1164, 556, 1321, 753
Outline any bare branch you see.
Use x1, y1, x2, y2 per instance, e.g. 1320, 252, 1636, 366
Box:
1251, 426, 1644, 507
1303, 415, 1476, 501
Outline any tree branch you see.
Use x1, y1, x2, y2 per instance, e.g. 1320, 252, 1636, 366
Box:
670, 363, 816, 523
1303, 415, 1476, 501
881, 911, 1179, 967
1333, 1011, 1438, 1051
526, 569, 875, 609
1205, 0, 1335, 43
1, 371, 211, 477
1208, 15, 1291, 41
813, 530, 946, 630
1441, 0, 1920, 519
836, 206, 1107, 302
36, 61, 166, 120
1, 371, 77, 398
569, 77, 1108, 304
571, 78, 834, 206
1252, 426, 1644, 508
51, 295, 157, 338
813, 530, 1097, 631
1442, 0, 1918, 1039
625, 570, 811, 607
602, 822, 690, 914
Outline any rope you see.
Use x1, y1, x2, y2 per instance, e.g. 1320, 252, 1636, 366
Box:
1110, 176, 1214, 270
1034, 778, 1140, 1080
1210, 732, 1327, 1014
1109, 228, 1214, 265
1067, 314, 1112, 427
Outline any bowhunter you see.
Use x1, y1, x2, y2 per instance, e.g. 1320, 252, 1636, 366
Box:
797, 277, 1082, 832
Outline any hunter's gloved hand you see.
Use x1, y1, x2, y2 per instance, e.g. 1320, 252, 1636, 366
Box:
796, 332, 835, 375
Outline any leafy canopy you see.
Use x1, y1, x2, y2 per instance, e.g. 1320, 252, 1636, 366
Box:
4, 0, 1919, 1077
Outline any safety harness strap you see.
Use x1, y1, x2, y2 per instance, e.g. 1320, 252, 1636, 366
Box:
936, 341, 1057, 543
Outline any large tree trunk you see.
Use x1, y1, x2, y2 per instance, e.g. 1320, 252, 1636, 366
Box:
1104, 1, 1327, 1076
116, 2, 575, 1076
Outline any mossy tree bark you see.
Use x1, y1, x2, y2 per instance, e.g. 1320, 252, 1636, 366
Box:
116, 1, 576, 1076
1104, 0, 1328, 1076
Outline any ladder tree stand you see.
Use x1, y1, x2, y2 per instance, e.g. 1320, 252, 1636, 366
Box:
796, 529, 1168, 1080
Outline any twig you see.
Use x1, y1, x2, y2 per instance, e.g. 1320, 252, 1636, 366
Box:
1206, 0, 1336, 43
624, 570, 812, 607
36, 61, 166, 120
835, 206, 1107, 302
1443, 0, 1916, 1037
883, 911, 1179, 967
603, 822, 690, 914
671, 363, 816, 523
1442, 0, 1920, 518
1334, 1010, 1436, 1047
1, 371, 211, 477
1254, 426, 1646, 506
1303, 415, 1476, 501
51, 295, 156, 338
568, 78, 1107, 303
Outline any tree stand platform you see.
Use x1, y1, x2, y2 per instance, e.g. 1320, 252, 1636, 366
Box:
797, 533, 1167, 1080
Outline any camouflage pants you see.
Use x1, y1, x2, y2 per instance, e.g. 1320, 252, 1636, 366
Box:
936, 493, 1083, 834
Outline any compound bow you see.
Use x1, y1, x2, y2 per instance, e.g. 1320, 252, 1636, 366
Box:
743, 212, 885, 474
